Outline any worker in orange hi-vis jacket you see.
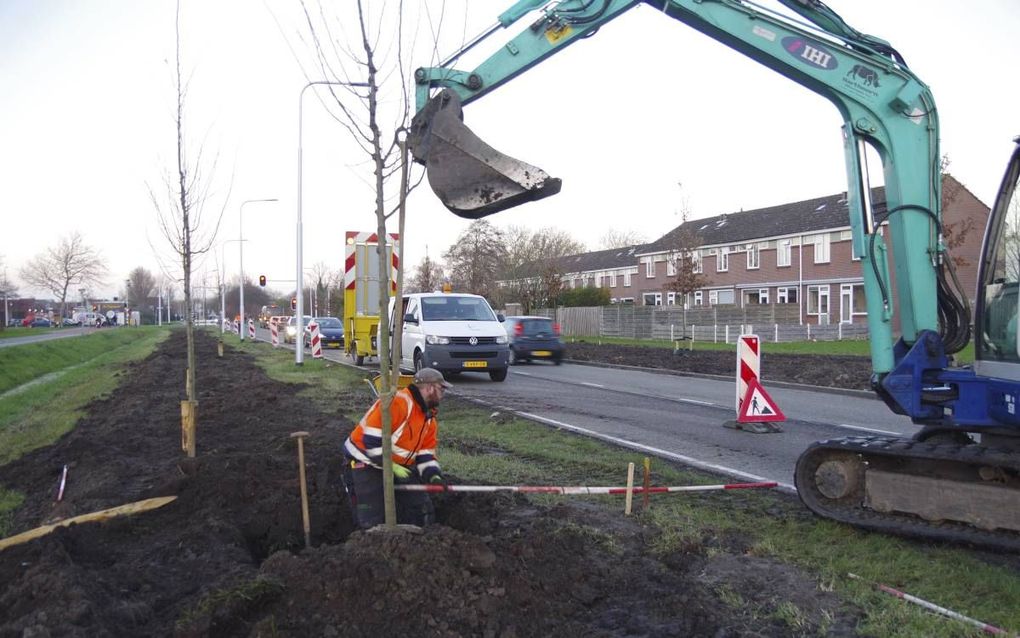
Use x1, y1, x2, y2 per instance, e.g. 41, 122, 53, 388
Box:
342, 367, 450, 529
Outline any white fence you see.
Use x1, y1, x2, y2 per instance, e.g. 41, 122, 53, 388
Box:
531, 305, 869, 342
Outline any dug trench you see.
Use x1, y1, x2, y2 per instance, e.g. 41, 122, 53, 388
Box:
0, 330, 862, 636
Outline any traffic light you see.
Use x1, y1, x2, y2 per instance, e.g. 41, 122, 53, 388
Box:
291, 297, 297, 311
259, 275, 266, 287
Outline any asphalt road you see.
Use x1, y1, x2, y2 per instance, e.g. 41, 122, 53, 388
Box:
248, 326, 916, 492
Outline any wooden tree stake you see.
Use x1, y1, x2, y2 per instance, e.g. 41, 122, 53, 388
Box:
181, 400, 197, 458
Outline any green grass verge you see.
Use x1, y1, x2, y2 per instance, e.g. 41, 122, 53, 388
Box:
236, 338, 1016, 637
0, 327, 171, 394
0, 327, 168, 536
565, 334, 976, 363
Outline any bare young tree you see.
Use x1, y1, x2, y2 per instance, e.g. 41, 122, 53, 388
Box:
151, 3, 228, 413
598, 228, 648, 250
296, 1, 459, 526
661, 211, 710, 306
19, 231, 106, 320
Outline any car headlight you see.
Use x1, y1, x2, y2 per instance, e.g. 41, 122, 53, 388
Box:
425, 334, 450, 345
496, 335, 508, 344
286, 327, 296, 335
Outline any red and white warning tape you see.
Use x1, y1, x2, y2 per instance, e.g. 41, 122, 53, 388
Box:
847, 573, 1012, 635
396, 481, 777, 494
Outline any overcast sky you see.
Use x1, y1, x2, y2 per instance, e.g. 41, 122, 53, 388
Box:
3, 1, 1019, 301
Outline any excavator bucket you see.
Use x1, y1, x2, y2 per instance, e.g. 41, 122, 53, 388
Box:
408, 89, 561, 219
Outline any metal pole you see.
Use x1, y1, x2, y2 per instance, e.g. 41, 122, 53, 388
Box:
237, 200, 276, 341
296, 80, 369, 365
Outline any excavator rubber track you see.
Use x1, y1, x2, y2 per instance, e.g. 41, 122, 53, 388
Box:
795, 436, 1020, 552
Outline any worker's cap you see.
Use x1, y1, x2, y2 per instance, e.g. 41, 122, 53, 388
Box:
413, 367, 452, 388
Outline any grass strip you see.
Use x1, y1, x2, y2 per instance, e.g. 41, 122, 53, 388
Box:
565, 334, 976, 363
0, 328, 168, 394
241, 339, 1018, 636
0, 328, 168, 467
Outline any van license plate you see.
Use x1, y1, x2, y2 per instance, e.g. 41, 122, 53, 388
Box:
533, 350, 552, 357
463, 361, 487, 368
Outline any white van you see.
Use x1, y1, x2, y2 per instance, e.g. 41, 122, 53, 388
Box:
392, 292, 510, 382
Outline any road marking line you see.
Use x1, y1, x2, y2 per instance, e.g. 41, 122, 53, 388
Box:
510, 369, 717, 407
837, 423, 899, 436
580, 382, 605, 388
516, 410, 796, 492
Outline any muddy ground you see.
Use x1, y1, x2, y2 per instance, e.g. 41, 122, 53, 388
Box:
566, 341, 875, 391
0, 330, 863, 637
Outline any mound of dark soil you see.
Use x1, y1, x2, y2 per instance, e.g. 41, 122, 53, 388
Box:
0, 330, 859, 636
566, 341, 875, 391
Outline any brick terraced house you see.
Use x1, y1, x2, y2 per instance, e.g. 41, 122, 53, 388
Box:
517, 176, 988, 326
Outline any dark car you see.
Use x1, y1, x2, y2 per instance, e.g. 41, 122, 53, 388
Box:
305, 316, 344, 349
28, 318, 52, 328
504, 316, 564, 365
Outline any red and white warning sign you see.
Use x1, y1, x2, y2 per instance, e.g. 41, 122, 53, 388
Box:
735, 334, 760, 414
737, 378, 785, 423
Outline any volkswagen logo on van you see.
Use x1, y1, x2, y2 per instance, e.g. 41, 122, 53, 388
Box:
469, 336, 478, 345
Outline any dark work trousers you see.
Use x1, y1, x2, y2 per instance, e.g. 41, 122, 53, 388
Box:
341, 457, 435, 529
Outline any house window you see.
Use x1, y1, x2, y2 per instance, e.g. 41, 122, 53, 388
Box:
813, 234, 831, 264
692, 251, 702, 274
619, 297, 635, 304
717, 289, 735, 304
623, 271, 632, 287
840, 283, 867, 322
709, 290, 718, 305
666, 292, 676, 306
693, 291, 703, 306
717, 248, 729, 272
643, 292, 662, 306
609, 272, 617, 287
666, 254, 677, 277
807, 285, 830, 323
777, 239, 792, 267
777, 287, 799, 304
743, 288, 769, 305
645, 258, 655, 278
747, 245, 760, 270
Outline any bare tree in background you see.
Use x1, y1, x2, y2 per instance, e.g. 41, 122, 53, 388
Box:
19, 231, 106, 320
940, 156, 977, 267
408, 254, 446, 294
309, 261, 333, 316
151, 3, 228, 408
444, 220, 507, 296
599, 228, 648, 250
499, 225, 583, 312
127, 267, 157, 309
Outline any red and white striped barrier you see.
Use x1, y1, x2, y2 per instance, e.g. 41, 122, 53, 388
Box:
270, 320, 279, 347
233, 320, 240, 335
397, 481, 777, 494
847, 573, 1011, 635
309, 321, 322, 359
248, 318, 255, 340
736, 334, 759, 414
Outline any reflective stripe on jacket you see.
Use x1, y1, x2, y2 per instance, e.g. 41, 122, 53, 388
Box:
343, 385, 441, 481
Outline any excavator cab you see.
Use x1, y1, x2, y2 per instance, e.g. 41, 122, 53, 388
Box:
408, 89, 561, 218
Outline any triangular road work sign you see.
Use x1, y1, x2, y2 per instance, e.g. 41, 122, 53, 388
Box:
737, 378, 785, 423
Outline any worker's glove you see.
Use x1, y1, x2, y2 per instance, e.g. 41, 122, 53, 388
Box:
391, 463, 412, 479
429, 474, 446, 487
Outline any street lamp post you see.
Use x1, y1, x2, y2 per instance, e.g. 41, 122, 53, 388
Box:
296, 80, 369, 364
239, 199, 277, 341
